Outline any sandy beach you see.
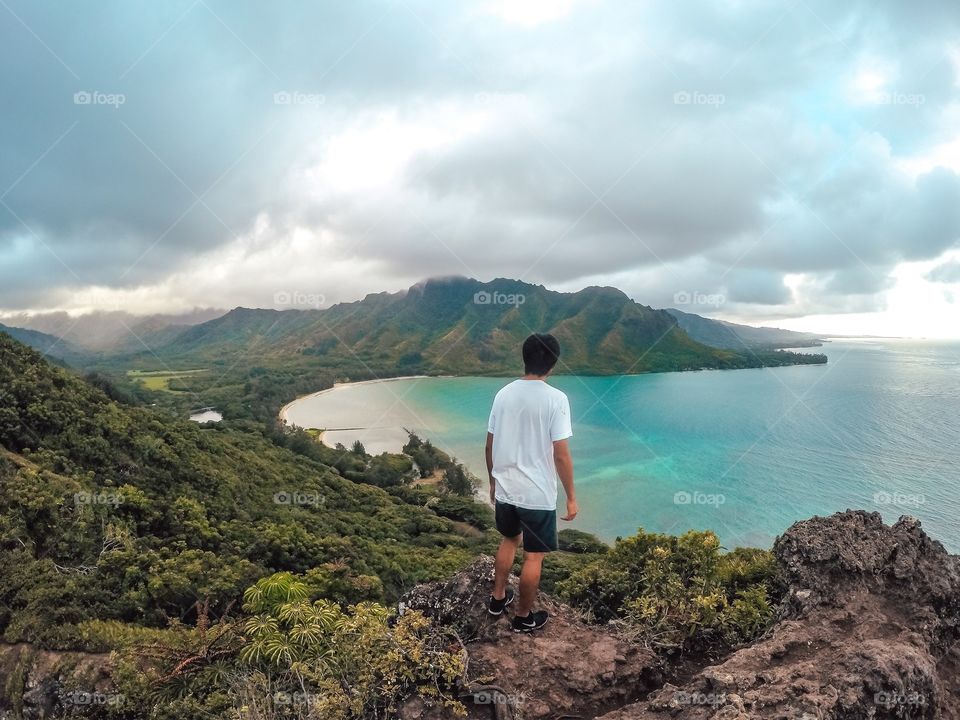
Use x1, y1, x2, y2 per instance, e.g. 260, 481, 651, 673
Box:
279, 375, 438, 454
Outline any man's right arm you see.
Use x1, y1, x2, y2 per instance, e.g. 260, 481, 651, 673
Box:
553, 438, 577, 520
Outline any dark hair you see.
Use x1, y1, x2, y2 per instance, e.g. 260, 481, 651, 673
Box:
522, 333, 560, 376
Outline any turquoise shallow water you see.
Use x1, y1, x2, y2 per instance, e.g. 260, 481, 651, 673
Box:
289, 339, 960, 551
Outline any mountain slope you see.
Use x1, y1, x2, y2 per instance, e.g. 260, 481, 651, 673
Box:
0, 323, 89, 366
665, 308, 822, 350
149, 277, 826, 375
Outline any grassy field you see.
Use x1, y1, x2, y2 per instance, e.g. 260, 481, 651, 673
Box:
127, 368, 208, 392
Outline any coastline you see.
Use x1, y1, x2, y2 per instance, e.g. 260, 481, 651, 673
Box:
279, 375, 441, 451
280, 375, 490, 506
276, 356, 827, 451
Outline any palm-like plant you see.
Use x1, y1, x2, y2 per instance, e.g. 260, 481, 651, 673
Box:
262, 635, 298, 666
276, 599, 313, 625
243, 572, 309, 614
243, 614, 279, 638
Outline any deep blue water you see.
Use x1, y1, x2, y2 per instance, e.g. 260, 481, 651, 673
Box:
293, 339, 960, 551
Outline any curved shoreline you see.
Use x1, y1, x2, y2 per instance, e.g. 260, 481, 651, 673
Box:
279, 375, 432, 423
279, 375, 443, 451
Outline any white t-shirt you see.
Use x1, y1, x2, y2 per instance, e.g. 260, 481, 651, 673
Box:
487, 379, 573, 510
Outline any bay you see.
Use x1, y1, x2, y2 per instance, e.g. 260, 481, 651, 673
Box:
282, 339, 960, 551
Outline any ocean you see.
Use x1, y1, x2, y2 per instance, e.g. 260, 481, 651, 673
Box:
283, 339, 960, 551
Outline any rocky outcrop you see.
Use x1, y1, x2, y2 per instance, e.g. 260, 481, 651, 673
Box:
0, 643, 114, 719
598, 511, 960, 720
399, 511, 960, 720
398, 555, 664, 719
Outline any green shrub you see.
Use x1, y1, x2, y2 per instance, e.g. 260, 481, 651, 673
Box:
557, 528, 609, 554
428, 495, 494, 530
716, 546, 786, 597
557, 528, 780, 653
537, 551, 605, 594
365, 453, 415, 488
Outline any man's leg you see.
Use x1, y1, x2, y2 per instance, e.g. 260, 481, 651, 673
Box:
516, 551, 546, 617
492, 534, 521, 600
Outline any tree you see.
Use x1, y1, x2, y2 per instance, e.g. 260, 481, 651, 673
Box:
440, 461, 474, 496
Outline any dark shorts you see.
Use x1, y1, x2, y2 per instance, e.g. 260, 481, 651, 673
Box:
495, 501, 558, 553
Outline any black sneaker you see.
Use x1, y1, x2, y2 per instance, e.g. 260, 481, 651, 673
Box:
512, 610, 548, 633
488, 587, 515, 616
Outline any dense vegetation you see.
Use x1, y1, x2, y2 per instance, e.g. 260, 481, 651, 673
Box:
0, 333, 490, 641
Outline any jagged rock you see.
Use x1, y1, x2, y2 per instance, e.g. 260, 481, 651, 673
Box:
399, 555, 663, 719
0, 642, 114, 719
596, 511, 960, 720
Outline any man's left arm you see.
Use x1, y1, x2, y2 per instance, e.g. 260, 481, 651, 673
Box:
485, 431, 496, 504
551, 395, 576, 520
554, 438, 577, 520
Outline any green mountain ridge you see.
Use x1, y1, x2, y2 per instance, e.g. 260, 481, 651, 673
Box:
133, 277, 827, 376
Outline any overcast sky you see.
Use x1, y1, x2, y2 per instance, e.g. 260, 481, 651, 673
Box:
2, 0, 959, 337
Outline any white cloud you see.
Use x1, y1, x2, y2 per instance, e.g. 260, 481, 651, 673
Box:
297, 104, 496, 196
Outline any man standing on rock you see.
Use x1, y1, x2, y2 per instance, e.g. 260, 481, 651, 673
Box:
485, 332, 578, 633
